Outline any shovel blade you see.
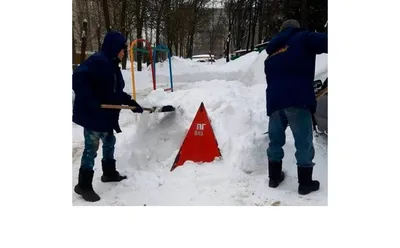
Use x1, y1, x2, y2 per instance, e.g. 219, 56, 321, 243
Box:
159, 105, 175, 112
146, 105, 176, 113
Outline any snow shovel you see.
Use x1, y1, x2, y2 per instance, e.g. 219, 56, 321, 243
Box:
101, 104, 176, 113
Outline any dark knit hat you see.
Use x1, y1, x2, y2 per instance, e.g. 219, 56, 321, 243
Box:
280, 19, 300, 32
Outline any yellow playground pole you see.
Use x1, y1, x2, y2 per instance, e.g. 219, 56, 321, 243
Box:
129, 39, 155, 101
129, 40, 137, 100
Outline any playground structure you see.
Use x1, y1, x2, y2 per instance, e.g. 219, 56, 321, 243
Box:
153, 44, 174, 92
129, 38, 155, 100
129, 39, 174, 100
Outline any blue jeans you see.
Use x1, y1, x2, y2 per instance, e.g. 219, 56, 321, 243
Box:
80, 128, 116, 170
267, 107, 315, 167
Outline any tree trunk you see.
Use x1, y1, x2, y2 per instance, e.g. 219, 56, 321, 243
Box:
96, 24, 101, 51
186, 24, 196, 58
186, 2, 202, 59
185, 32, 190, 58
150, 25, 153, 46
235, 8, 243, 50
96, 0, 103, 43
226, 0, 233, 62
264, 0, 273, 39
144, 19, 149, 42
225, 32, 230, 62
165, 0, 172, 54
144, 20, 150, 66
246, 2, 252, 51
102, 0, 111, 32
155, 12, 161, 45
120, 0, 127, 69
84, 0, 93, 51
180, 37, 184, 57
73, 21, 77, 70
136, 0, 144, 71
300, 0, 309, 29
179, 27, 184, 57
174, 42, 178, 57
251, 25, 256, 50
257, 0, 264, 43
80, 19, 88, 64
250, 2, 257, 50
155, 5, 162, 62
284, 0, 291, 19
112, 3, 118, 29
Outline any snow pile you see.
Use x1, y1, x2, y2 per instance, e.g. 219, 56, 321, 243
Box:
213, 52, 259, 73
238, 51, 269, 86
152, 52, 262, 85
127, 80, 267, 172
152, 51, 328, 88
117, 48, 326, 96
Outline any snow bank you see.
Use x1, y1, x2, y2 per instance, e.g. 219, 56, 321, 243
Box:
97, 49, 327, 98
152, 51, 327, 88
152, 52, 262, 85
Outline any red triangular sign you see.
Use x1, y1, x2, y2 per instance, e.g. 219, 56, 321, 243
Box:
171, 102, 222, 171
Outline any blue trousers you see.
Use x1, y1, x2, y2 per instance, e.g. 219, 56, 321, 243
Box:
80, 128, 116, 170
267, 107, 315, 167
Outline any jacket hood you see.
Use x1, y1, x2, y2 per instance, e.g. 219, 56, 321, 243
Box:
101, 31, 127, 60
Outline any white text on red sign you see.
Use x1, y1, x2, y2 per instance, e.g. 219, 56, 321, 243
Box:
195, 123, 206, 136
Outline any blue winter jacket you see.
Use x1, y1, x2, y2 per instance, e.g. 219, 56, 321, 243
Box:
73, 31, 138, 133
264, 28, 327, 116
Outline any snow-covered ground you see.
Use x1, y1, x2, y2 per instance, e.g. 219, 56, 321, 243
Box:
72, 51, 328, 206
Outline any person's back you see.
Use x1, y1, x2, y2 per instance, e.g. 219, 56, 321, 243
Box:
264, 21, 327, 116
264, 19, 328, 196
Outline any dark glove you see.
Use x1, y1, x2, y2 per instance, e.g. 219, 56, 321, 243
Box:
131, 105, 143, 113
128, 99, 143, 113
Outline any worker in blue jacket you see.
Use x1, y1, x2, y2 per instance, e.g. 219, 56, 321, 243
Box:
73, 31, 143, 202
264, 19, 327, 195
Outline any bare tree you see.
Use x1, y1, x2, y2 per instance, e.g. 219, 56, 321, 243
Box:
96, 24, 101, 51
102, 0, 112, 32
300, 0, 309, 29
135, 0, 148, 71
84, 0, 93, 50
72, 0, 326, 69
245, 0, 253, 51
207, 1, 227, 55
73, 21, 77, 70
120, 0, 128, 69
186, 0, 209, 58
80, 19, 88, 64
225, 0, 234, 61
250, 0, 257, 50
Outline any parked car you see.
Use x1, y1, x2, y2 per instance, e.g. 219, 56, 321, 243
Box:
192, 54, 215, 63
313, 78, 327, 134
313, 55, 328, 135
313, 21, 328, 135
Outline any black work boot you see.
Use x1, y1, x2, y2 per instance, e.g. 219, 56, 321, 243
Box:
268, 160, 285, 188
101, 159, 127, 182
74, 168, 101, 202
297, 166, 320, 195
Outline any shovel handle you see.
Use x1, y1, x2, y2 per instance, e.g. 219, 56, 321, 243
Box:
316, 87, 328, 100
101, 104, 153, 112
